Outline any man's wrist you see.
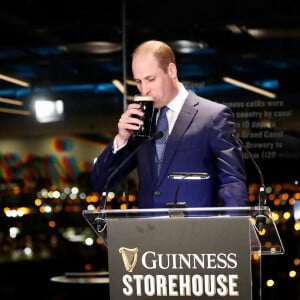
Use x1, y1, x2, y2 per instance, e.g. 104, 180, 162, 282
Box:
113, 135, 128, 153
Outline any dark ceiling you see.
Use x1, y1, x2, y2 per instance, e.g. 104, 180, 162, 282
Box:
1, 0, 300, 139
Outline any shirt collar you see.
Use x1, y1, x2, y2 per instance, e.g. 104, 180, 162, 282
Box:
167, 84, 188, 114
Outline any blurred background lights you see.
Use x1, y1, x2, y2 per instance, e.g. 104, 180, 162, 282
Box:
34, 99, 64, 123
266, 279, 275, 287
289, 270, 297, 278
85, 237, 94, 246
9, 227, 20, 238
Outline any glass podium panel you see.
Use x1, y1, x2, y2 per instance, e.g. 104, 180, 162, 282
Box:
82, 206, 284, 255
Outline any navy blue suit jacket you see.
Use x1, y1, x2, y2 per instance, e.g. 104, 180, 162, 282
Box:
91, 91, 248, 208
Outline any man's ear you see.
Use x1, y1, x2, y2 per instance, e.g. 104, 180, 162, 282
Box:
167, 63, 177, 78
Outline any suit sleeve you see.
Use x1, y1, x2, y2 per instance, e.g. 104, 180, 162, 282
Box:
209, 106, 249, 206
90, 139, 137, 193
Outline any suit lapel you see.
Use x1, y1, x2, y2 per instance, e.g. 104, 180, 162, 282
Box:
157, 93, 199, 182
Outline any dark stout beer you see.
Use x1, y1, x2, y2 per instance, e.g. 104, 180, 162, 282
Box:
133, 95, 154, 137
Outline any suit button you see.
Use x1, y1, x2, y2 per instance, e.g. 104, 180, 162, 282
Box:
154, 191, 161, 195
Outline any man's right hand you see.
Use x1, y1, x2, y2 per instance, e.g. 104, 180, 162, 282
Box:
115, 103, 144, 147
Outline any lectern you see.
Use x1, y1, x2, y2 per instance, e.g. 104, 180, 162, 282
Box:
82, 206, 284, 300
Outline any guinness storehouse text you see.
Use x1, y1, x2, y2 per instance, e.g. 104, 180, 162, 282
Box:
121, 251, 241, 297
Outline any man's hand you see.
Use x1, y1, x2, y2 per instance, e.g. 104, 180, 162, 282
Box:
115, 103, 144, 147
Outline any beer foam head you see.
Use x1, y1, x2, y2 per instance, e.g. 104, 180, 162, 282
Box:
134, 95, 153, 102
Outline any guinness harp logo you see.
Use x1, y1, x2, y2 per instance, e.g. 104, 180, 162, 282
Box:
119, 247, 139, 272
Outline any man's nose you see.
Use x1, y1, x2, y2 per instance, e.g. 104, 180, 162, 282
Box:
140, 83, 150, 96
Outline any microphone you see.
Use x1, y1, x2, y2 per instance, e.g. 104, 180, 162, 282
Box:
101, 131, 164, 210
94, 131, 163, 236
224, 132, 267, 231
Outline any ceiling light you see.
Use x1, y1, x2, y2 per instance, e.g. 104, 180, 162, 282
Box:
247, 28, 300, 39
223, 77, 277, 99
0, 107, 31, 115
168, 40, 208, 54
112, 79, 136, 101
34, 99, 64, 123
126, 79, 137, 86
226, 24, 244, 34
0, 97, 23, 106
112, 79, 125, 94
62, 41, 122, 54
227, 25, 300, 39
0, 73, 30, 87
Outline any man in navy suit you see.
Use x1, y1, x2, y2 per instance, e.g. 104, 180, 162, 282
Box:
91, 40, 249, 208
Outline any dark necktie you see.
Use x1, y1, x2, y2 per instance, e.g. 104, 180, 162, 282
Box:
155, 106, 169, 173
